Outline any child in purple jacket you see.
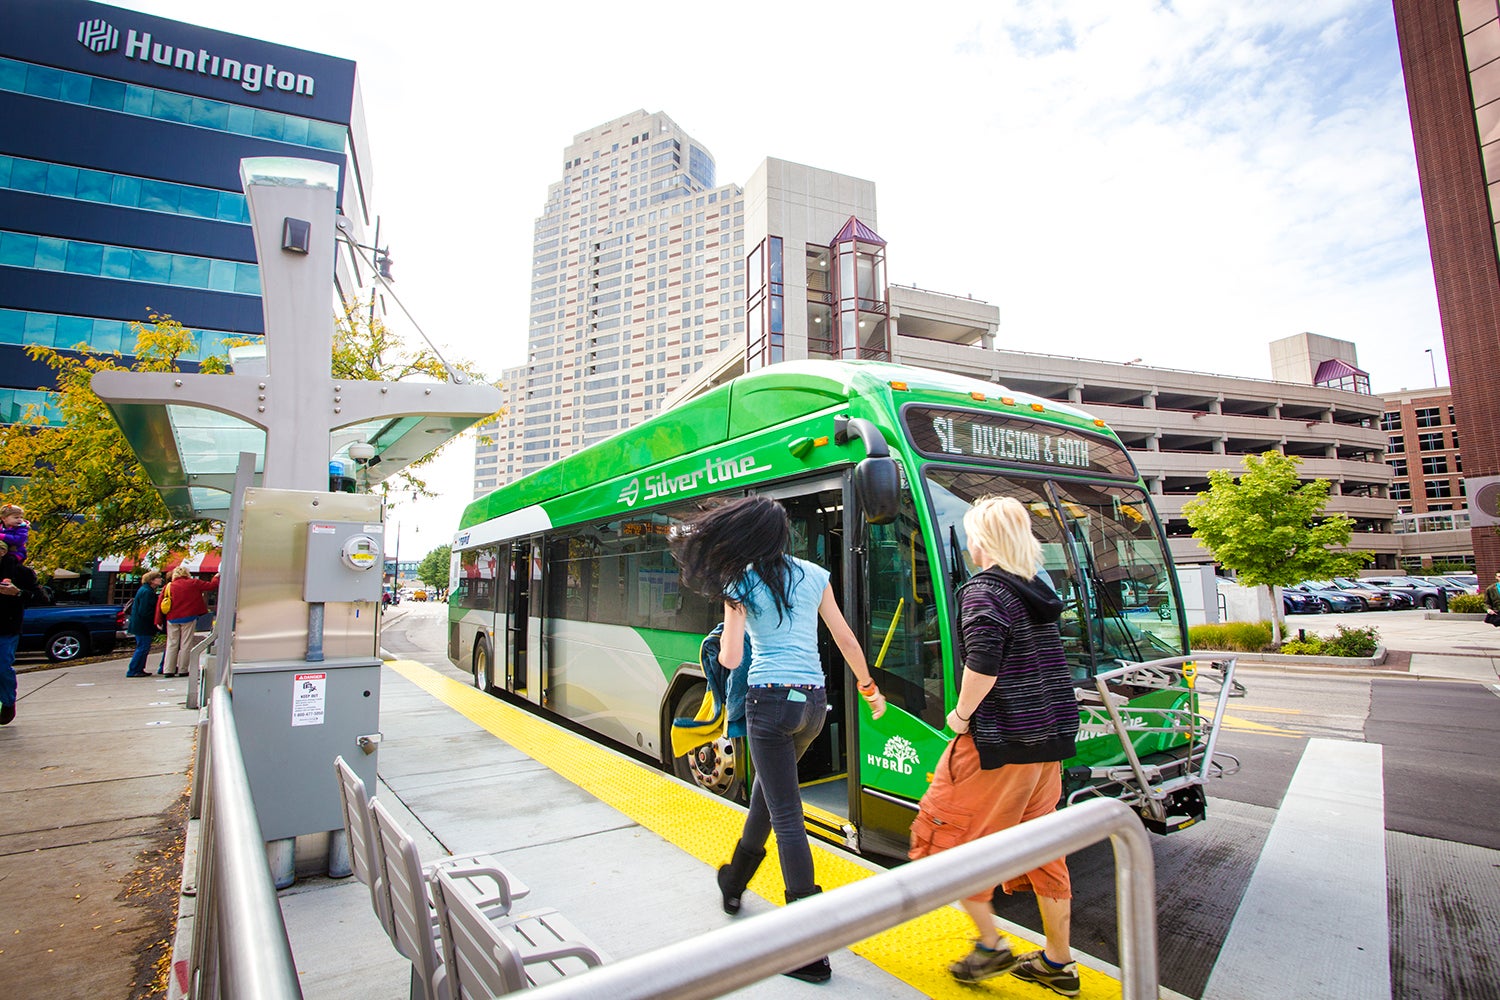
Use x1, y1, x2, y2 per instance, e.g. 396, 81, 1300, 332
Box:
0, 505, 29, 563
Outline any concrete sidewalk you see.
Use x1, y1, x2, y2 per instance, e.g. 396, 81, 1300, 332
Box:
276, 658, 934, 999
0, 657, 197, 999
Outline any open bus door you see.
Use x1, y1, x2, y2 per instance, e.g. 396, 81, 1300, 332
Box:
505, 538, 546, 706
763, 463, 932, 859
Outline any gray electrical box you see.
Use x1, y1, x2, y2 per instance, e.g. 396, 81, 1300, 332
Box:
229, 488, 384, 843
304, 520, 384, 603
232, 657, 381, 841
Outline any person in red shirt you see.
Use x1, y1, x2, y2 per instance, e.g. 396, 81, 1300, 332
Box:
155, 567, 219, 677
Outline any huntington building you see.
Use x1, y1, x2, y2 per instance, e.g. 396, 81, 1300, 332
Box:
0, 0, 377, 478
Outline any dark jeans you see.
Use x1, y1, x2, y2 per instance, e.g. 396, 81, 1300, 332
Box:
0, 632, 17, 706
740, 685, 827, 896
126, 633, 154, 676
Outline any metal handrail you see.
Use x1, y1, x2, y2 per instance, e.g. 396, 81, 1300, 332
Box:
525, 797, 1157, 1000
190, 688, 303, 1000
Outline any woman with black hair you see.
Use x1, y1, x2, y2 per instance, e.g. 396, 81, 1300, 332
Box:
671, 495, 886, 984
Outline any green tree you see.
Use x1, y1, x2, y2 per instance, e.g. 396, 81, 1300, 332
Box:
1183, 451, 1371, 645
416, 544, 451, 594
0, 314, 236, 576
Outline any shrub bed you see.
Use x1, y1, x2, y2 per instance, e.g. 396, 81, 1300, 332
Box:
1275, 624, 1380, 658
1188, 621, 1274, 652
1448, 593, 1486, 614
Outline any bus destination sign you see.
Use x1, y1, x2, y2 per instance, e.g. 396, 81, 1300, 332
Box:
903, 406, 1136, 479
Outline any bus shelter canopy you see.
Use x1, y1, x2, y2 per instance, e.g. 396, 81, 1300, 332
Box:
101, 398, 475, 520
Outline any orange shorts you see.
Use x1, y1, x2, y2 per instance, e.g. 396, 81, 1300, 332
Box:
908, 735, 1071, 902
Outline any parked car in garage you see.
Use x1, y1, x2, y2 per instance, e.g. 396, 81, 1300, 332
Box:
1317, 577, 1401, 610
1286, 582, 1366, 613
1282, 589, 1323, 615
1334, 577, 1418, 610
1364, 575, 1447, 609
1423, 574, 1478, 595
1296, 578, 1374, 611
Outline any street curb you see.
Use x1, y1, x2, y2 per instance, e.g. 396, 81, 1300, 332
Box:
165, 816, 201, 1000
1424, 612, 1489, 622
1205, 645, 1390, 670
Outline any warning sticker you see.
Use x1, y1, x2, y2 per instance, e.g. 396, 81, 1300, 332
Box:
292, 672, 327, 727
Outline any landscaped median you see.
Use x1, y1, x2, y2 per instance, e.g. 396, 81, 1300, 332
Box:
1190, 621, 1389, 668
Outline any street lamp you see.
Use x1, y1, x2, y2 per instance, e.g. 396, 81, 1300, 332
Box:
1424, 348, 1438, 386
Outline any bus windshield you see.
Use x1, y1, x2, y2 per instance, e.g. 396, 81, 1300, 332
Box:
924, 468, 1185, 677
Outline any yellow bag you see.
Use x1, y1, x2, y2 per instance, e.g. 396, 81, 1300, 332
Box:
670, 688, 725, 757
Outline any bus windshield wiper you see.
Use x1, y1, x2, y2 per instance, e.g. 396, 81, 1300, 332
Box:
948, 525, 970, 588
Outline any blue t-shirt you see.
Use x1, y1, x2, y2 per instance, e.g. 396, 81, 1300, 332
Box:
730, 556, 830, 687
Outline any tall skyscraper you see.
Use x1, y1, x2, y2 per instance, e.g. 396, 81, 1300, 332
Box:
1391, 1, 1500, 579
472, 111, 746, 494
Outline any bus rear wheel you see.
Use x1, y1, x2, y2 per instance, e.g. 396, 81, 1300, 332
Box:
669, 685, 747, 803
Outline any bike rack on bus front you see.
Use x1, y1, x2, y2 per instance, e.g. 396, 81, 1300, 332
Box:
1069, 654, 1241, 834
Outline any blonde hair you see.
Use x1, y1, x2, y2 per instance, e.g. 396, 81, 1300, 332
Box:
963, 496, 1043, 578
171, 566, 192, 580
0, 503, 22, 518
142, 569, 163, 585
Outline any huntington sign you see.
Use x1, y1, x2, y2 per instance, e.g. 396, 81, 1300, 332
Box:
75, 17, 316, 96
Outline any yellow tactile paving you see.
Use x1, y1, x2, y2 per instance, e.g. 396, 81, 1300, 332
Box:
389, 659, 1127, 998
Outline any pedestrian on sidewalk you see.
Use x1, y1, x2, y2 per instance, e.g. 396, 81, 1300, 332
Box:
670, 495, 886, 985
1483, 573, 1500, 627
0, 539, 41, 725
908, 496, 1081, 995
155, 567, 219, 677
124, 570, 164, 677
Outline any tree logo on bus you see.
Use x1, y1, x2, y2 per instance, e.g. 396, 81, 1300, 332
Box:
617, 454, 768, 508
867, 735, 919, 775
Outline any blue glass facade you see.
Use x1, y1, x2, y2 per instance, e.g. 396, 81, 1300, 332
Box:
0, 0, 370, 414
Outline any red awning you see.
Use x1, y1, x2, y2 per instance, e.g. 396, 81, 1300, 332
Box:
100, 551, 220, 574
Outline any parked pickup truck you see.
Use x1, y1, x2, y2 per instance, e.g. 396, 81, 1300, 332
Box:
21, 600, 126, 662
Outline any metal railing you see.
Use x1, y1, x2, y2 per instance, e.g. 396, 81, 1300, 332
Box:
189, 688, 303, 1000
525, 797, 1157, 1000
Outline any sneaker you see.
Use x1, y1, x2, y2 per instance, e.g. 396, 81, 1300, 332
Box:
949, 942, 1020, 983
1011, 951, 1080, 997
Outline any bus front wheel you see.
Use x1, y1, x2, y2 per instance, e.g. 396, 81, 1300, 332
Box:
669, 684, 747, 804
472, 641, 492, 692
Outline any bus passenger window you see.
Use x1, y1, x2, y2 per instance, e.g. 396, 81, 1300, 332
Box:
455, 546, 501, 612
567, 511, 717, 637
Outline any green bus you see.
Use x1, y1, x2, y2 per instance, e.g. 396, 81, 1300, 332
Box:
449, 360, 1238, 858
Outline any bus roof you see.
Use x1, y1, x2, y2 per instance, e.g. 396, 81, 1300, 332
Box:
458, 360, 1110, 533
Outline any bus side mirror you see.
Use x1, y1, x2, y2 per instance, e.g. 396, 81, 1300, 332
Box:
837, 415, 900, 525
854, 457, 900, 525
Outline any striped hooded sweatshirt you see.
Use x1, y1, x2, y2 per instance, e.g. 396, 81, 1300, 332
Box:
955, 567, 1079, 768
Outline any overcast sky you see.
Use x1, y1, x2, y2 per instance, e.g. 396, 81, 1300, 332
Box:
115, 0, 1445, 560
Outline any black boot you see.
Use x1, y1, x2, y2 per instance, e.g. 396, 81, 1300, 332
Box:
783, 886, 831, 983
716, 841, 766, 915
